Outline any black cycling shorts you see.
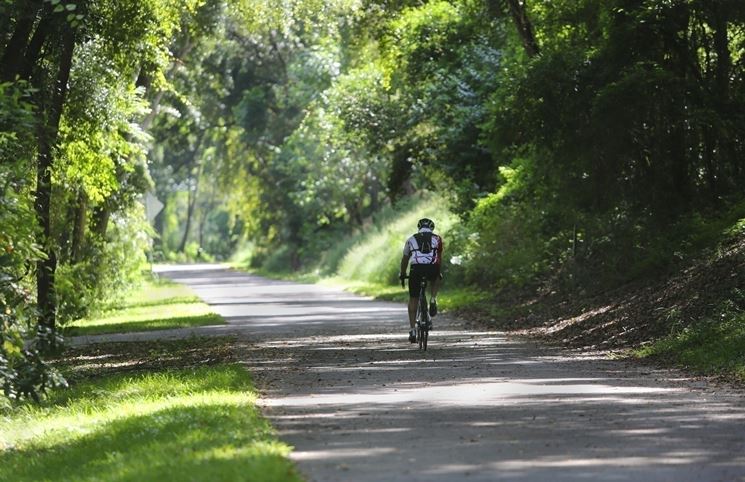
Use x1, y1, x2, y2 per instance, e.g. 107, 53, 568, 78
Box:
408, 264, 440, 297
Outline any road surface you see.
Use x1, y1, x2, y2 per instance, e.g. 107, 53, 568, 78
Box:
83, 264, 745, 481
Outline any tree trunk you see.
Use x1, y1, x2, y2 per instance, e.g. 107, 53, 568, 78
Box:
179, 176, 199, 253
666, 5, 693, 212
198, 190, 215, 250
92, 202, 111, 238
505, 0, 540, 57
712, 5, 730, 103
711, 4, 734, 188
20, 12, 53, 81
35, 25, 75, 351
388, 145, 414, 202
0, 0, 43, 81
178, 132, 206, 253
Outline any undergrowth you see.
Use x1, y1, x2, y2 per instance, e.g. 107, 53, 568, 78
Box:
635, 291, 745, 382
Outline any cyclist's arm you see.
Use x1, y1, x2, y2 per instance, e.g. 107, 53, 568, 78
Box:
401, 237, 412, 276
400, 254, 410, 276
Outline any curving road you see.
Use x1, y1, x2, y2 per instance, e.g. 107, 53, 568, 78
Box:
132, 265, 745, 481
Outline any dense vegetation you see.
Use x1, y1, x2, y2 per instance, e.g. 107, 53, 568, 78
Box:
2, 0, 745, 400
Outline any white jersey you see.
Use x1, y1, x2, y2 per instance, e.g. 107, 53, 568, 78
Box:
403, 228, 443, 265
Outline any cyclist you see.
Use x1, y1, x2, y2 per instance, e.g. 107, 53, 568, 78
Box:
399, 218, 443, 343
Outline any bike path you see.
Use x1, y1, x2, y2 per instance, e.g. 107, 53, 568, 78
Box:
153, 264, 745, 482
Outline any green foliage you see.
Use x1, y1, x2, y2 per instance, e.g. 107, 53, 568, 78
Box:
0, 0, 199, 399
55, 204, 151, 324
0, 82, 66, 403
459, 180, 547, 287
58, 39, 152, 205
383, 0, 466, 84
467, 0, 745, 290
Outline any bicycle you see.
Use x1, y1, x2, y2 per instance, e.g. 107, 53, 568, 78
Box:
402, 275, 431, 351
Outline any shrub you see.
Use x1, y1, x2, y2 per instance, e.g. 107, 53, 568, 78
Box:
1, 82, 66, 402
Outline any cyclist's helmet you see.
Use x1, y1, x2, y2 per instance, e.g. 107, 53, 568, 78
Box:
417, 218, 435, 230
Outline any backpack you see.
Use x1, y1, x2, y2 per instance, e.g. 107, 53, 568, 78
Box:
413, 232, 433, 254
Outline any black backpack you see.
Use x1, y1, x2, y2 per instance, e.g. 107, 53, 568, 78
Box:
413, 232, 433, 254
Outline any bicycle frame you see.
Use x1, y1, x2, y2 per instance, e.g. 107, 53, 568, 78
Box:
415, 277, 430, 350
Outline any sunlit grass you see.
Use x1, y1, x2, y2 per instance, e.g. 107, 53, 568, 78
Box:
65, 279, 224, 336
0, 365, 300, 482
334, 193, 459, 285
107, 278, 202, 309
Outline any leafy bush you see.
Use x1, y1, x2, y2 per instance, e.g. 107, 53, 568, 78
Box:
1, 82, 66, 402
56, 204, 151, 323
260, 245, 296, 274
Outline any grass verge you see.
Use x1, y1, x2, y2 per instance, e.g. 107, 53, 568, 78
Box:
634, 311, 745, 382
0, 337, 300, 482
64, 278, 225, 336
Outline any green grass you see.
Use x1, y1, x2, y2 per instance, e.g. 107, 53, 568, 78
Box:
634, 311, 745, 382
65, 279, 225, 336
0, 362, 300, 482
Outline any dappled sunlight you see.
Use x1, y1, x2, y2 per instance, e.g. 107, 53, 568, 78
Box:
542, 304, 618, 335
147, 265, 745, 481
293, 447, 397, 461
248, 325, 745, 481
264, 380, 673, 408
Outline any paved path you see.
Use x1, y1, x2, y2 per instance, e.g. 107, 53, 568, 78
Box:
95, 265, 745, 481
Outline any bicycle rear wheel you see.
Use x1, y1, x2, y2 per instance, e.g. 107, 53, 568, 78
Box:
418, 296, 428, 350
415, 303, 423, 348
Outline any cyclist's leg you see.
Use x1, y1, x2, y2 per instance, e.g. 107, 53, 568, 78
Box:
429, 264, 441, 297
407, 296, 417, 329
430, 277, 440, 299
408, 267, 423, 337
426, 265, 440, 317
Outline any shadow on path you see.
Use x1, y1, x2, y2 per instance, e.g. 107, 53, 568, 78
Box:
241, 330, 745, 482
88, 264, 745, 481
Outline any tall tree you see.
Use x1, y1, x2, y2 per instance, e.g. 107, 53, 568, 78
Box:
33, 19, 75, 349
